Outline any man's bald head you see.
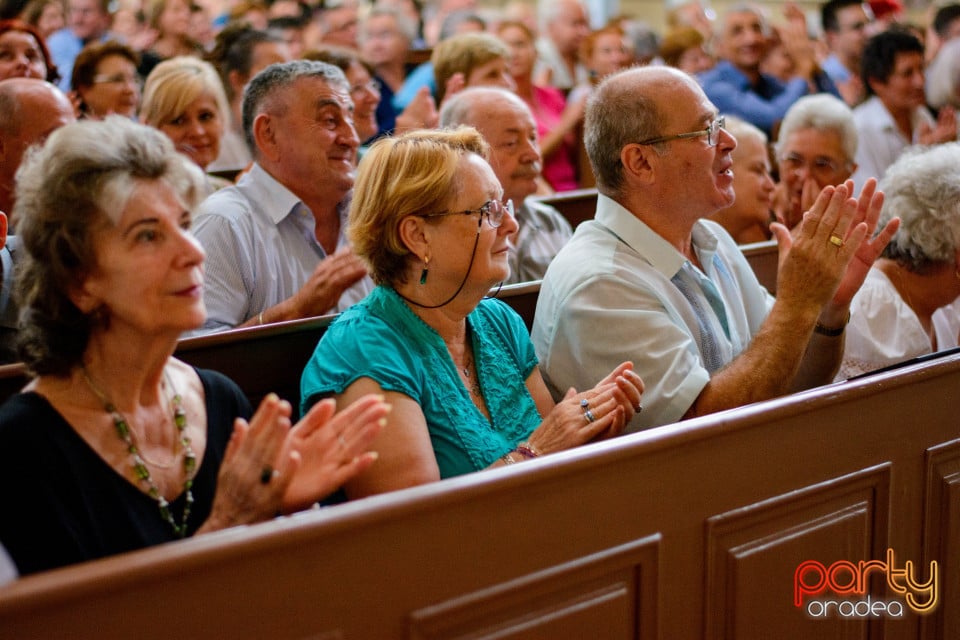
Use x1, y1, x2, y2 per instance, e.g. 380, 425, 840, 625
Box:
440, 86, 543, 203
0, 78, 76, 221
585, 66, 700, 195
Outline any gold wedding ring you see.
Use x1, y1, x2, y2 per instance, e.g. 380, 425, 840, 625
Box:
829, 234, 844, 247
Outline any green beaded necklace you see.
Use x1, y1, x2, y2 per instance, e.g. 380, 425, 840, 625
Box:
81, 366, 197, 538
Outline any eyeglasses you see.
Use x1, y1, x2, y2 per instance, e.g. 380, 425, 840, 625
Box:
419, 199, 514, 229
637, 116, 726, 147
778, 152, 848, 177
350, 80, 380, 96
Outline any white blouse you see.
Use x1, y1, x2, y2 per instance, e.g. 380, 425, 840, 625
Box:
838, 268, 959, 380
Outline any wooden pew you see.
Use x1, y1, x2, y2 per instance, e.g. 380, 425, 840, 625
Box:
174, 314, 337, 409
0, 362, 27, 405
531, 188, 598, 229
2, 350, 957, 638
0, 283, 540, 410
741, 239, 779, 294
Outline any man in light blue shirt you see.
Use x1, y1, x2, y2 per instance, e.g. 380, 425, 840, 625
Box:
533, 67, 897, 431
47, 0, 114, 92
193, 60, 372, 334
699, 5, 838, 137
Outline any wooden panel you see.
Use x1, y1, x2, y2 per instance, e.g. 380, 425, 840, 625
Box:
920, 439, 960, 639
740, 240, 778, 295
705, 465, 890, 640
495, 280, 540, 331
0, 362, 28, 405
2, 351, 959, 638
531, 188, 597, 230
408, 535, 659, 640
174, 313, 337, 409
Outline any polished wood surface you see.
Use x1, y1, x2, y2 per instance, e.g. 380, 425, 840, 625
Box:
2, 351, 956, 638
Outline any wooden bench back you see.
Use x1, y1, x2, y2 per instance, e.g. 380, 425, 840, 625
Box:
2, 350, 957, 638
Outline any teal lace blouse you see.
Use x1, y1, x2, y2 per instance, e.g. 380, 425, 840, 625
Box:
300, 286, 542, 478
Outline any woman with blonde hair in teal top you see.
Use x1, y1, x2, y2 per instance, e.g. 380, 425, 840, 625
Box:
301, 127, 644, 498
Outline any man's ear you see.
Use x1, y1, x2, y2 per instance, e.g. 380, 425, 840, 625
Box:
227, 69, 246, 96
252, 113, 280, 162
620, 143, 657, 185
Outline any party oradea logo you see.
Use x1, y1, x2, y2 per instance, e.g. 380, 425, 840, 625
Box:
794, 549, 938, 619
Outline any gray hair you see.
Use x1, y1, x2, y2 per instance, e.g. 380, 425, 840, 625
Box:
241, 59, 349, 156
439, 86, 531, 128
359, 5, 418, 45
880, 143, 960, 273
775, 93, 858, 164
724, 115, 767, 147
13, 116, 205, 375
537, 0, 586, 33
926, 38, 960, 110
584, 67, 672, 197
717, 3, 770, 38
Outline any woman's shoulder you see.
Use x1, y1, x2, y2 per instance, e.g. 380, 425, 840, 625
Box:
0, 391, 66, 451
473, 297, 531, 344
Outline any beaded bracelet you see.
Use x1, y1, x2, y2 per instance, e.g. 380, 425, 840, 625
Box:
515, 442, 542, 460
500, 452, 517, 465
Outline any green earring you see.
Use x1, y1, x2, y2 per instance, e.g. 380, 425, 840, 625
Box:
419, 256, 430, 285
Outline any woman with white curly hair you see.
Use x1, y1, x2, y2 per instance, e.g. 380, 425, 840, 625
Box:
837, 143, 960, 379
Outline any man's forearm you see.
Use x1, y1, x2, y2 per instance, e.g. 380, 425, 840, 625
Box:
683, 299, 820, 419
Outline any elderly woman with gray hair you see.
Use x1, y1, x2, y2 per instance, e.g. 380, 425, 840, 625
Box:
0, 117, 386, 576
837, 143, 960, 380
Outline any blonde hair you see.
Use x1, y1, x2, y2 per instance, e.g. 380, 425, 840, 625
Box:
141, 56, 231, 132
349, 127, 490, 285
432, 32, 509, 104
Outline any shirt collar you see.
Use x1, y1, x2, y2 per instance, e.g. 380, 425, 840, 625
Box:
595, 193, 721, 278
240, 163, 305, 226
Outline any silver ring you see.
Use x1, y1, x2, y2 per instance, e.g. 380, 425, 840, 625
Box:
584, 409, 596, 423
580, 398, 589, 410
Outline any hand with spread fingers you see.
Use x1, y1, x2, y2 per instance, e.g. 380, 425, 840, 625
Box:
201, 393, 387, 530
771, 180, 893, 318
526, 362, 644, 453
200, 394, 296, 532
828, 178, 900, 310
280, 394, 388, 513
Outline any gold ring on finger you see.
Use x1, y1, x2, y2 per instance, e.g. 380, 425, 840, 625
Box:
829, 234, 844, 247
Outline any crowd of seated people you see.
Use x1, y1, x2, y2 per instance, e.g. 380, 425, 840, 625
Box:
2, 0, 960, 580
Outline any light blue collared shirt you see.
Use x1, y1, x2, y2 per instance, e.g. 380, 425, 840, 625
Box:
533, 194, 774, 430
191, 163, 373, 334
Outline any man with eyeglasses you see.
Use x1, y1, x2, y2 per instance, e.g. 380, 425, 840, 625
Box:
533, 66, 898, 431
773, 93, 858, 230
46, 0, 114, 92
439, 86, 573, 284
192, 60, 372, 334
821, 0, 873, 107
